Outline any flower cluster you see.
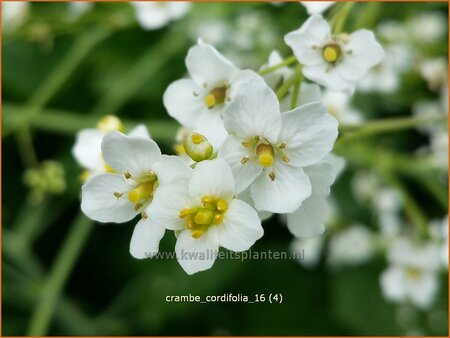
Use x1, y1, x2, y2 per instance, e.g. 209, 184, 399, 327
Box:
77, 11, 386, 275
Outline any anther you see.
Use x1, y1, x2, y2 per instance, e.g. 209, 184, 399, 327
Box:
268, 171, 276, 181
124, 171, 132, 179
134, 203, 143, 211
240, 156, 250, 164
282, 155, 289, 163
114, 191, 123, 199
279, 142, 286, 149
241, 141, 250, 147
141, 211, 148, 219
216, 199, 228, 212
213, 214, 224, 224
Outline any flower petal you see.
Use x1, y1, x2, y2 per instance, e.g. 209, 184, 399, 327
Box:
287, 196, 327, 238
72, 129, 104, 172
81, 173, 137, 223
223, 78, 281, 142
163, 78, 205, 129
219, 136, 263, 193
217, 199, 263, 252
303, 64, 356, 93
380, 266, 407, 302
188, 158, 235, 200
303, 160, 336, 196
102, 131, 161, 176
128, 124, 151, 139
278, 102, 338, 167
193, 109, 228, 149
186, 39, 237, 87
152, 155, 192, 186
129, 218, 166, 259
148, 185, 193, 231
251, 162, 311, 213
175, 229, 219, 275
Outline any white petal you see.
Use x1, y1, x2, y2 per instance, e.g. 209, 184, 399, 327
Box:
237, 188, 273, 221
148, 185, 193, 231
186, 39, 237, 87
132, 2, 171, 30
279, 102, 338, 167
130, 218, 166, 259
407, 271, 438, 309
128, 124, 151, 139
301, 2, 335, 15
166, 2, 191, 19
188, 158, 235, 200
152, 155, 192, 186
223, 78, 281, 142
338, 29, 385, 81
216, 199, 263, 251
193, 109, 228, 149
81, 174, 137, 223
251, 162, 311, 213
280, 82, 323, 112
175, 229, 219, 275
303, 64, 356, 93
284, 15, 331, 66
101, 131, 161, 176
163, 79, 205, 129
303, 160, 336, 196
219, 136, 263, 193
287, 196, 327, 238
72, 129, 104, 172
380, 265, 407, 302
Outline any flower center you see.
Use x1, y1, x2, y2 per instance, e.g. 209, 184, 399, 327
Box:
179, 196, 228, 239
256, 143, 275, 168
322, 44, 341, 63
406, 267, 423, 280
204, 86, 227, 109
97, 115, 124, 132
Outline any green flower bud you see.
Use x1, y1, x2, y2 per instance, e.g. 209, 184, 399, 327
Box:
183, 133, 214, 163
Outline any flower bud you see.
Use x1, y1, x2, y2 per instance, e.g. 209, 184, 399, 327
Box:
183, 132, 213, 162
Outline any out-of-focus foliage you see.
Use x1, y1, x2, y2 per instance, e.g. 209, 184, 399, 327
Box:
2, 1, 448, 336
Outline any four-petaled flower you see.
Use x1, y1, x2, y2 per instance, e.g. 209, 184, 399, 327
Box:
284, 14, 384, 93
149, 159, 264, 275
219, 78, 338, 213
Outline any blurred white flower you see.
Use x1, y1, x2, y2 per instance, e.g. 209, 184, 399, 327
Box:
374, 188, 402, 239
163, 39, 261, 148
322, 90, 362, 124
377, 21, 408, 43
407, 12, 447, 44
358, 44, 412, 93
429, 128, 448, 168
67, 2, 93, 19
81, 131, 192, 258
287, 158, 337, 237
413, 100, 446, 134
280, 82, 323, 112
291, 236, 324, 268
429, 216, 449, 268
260, 50, 293, 91
72, 115, 150, 181
131, 1, 191, 30
380, 237, 441, 309
2, 1, 29, 31
191, 20, 230, 46
300, 1, 335, 15
149, 159, 263, 275
285, 15, 384, 93
219, 78, 338, 213
328, 225, 375, 267
418, 57, 448, 91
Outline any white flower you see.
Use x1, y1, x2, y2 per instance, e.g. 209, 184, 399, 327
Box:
131, 1, 191, 30
72, 115, 150, 181
418, 57, 448, 91
430, 216, 449, 268
2, 1, 29, 31
284, 15, 384, 93
163, 39, 261, 148
380, 237, 441, 309
300, 1, 335, 15
280, 82, 323, 112
67, 2, 93, 19
322, 90, 362, 124
149, 159, 264, 275
374, 188, 402, 239
328, 225, 375, 267
407, 12, 447, 44
286, 158, 337, 237
290, 236, 324, 269
81, 131, 192, 258
260, 50, 293, 91
219, 78, 338, 213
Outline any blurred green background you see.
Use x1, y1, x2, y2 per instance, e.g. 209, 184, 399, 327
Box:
2, 1, 448, 336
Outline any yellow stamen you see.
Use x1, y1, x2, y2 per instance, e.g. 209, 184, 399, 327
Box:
216, 199, 228, 212
191, 230, 204, 239
194, 208, 215, 225
256, 143, 275, 168
134, 203, 143, 211
279, 142, 286, 149
124, 171, 132, 179
322, 44, 341, 63
241, 156, 250, 164
179, 208, 191, 218
213, 214, 224, 224
128, 181, 155, 203
114, 191, 123, 199
141, 211, 148, 219
104, 163, 115, 173
191, 133, 204, 145
204, 86, 227, 108
187, 219, 196, 230
204, 94, 216, 108
201, 196, 213, 205
282, 155, 289, 163
269, 171, 276, 181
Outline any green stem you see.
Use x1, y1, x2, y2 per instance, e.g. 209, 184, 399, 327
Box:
27, 213, 93, 336
15, 127, 39, 168
275, 65, 303, 100
337, 114, 448, 146
332, 2, 355, 34
415, 175, 448, 211
90, 30, 188, 116
290, 65, 303, 110
3, 103, 179, 144
258, 55, 297, 76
